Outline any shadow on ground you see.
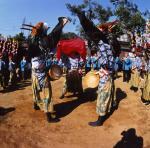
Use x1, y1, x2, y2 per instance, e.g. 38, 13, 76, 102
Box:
0, 107, 15, 116
55, 87, 127, 119
0, 80, 31, 93
113, 128, 143, 148
55, 87, 98, 118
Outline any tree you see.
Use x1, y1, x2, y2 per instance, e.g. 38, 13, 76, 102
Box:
66, 0, 113, 22
13, 32, 26, 43
110, 0, 146, 33
66, 0, 113, 38
143, 10, 150, 20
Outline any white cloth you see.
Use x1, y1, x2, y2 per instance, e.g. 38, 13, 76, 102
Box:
31, 56, 46, 89
69, 57, 79, 70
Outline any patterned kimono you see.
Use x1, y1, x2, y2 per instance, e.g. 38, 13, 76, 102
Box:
96, 41, 115, 116
28, 30, 55, 113
31, 55, 54, 113
142, 60, 150, 101
130, 56, 142, 88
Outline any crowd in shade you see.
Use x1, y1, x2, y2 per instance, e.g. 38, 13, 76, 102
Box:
0, 39, 18, 60
0, 46, 64, 90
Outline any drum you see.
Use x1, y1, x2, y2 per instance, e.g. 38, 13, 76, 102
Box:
49, 64, 63, 80
84, 70, 100, 88
66, 70, 83, 93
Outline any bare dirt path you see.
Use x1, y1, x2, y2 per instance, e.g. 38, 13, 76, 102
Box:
0, 74, 150, 148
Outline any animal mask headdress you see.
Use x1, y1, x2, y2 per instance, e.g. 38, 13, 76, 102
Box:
31, 22, 44, 36
21, 22, 49, 37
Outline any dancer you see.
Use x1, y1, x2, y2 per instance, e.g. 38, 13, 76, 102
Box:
59, 54, 84, 99
28, 17, 70, 122
141, 49, 150, 105
70, 7, 119, 126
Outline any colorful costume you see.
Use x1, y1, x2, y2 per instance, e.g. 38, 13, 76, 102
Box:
130, 56, 142, 91
69, 7, 119, 126
96, 41, 116, 116
31, 56, 54, 113
29, 17, 69, 121
141, 60, 150, 102
60, 57, 83, 98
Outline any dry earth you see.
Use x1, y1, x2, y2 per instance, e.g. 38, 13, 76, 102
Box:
0, 73, 150, 148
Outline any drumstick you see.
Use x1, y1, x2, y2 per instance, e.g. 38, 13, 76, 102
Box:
20, 27, 32, 31
22, 24, 36, 28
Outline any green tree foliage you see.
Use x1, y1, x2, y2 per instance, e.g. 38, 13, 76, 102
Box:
13, 32, 26, 43
13, 32, 26, 48
92, 3, 113, 23
66, 0, 113, 38
66, 0, 113, 22
143, 10, 150, 19
110, 0, 146, 32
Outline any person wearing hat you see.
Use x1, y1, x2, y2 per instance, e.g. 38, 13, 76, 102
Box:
0, 53, 6, 90
29, 17, 70, 122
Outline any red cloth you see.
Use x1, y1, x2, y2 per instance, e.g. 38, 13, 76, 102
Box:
56, 38, 86, 61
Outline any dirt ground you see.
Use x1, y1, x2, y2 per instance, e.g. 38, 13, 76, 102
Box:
0, 73, 150, 148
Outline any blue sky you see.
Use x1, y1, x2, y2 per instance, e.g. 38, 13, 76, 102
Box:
0, 0, 149, 36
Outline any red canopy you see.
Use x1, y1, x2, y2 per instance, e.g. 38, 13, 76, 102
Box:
56, 38, 86, 61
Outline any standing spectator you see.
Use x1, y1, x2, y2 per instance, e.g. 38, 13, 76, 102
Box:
52, 56, 58, 65
20, 56, 28, 80
130, 54, 142, 92
46, 58, 52, 69
122, 53, 132, 82
141, 59, 150, 105
78, 57, 84, 75
97, 52, 101, 70
114, 56, 120, 78
0, 53, 6, 89
91, 53, 98, 70
8, 56, 16, 85
58, 58, 64, 68
85, 56, 91, 74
